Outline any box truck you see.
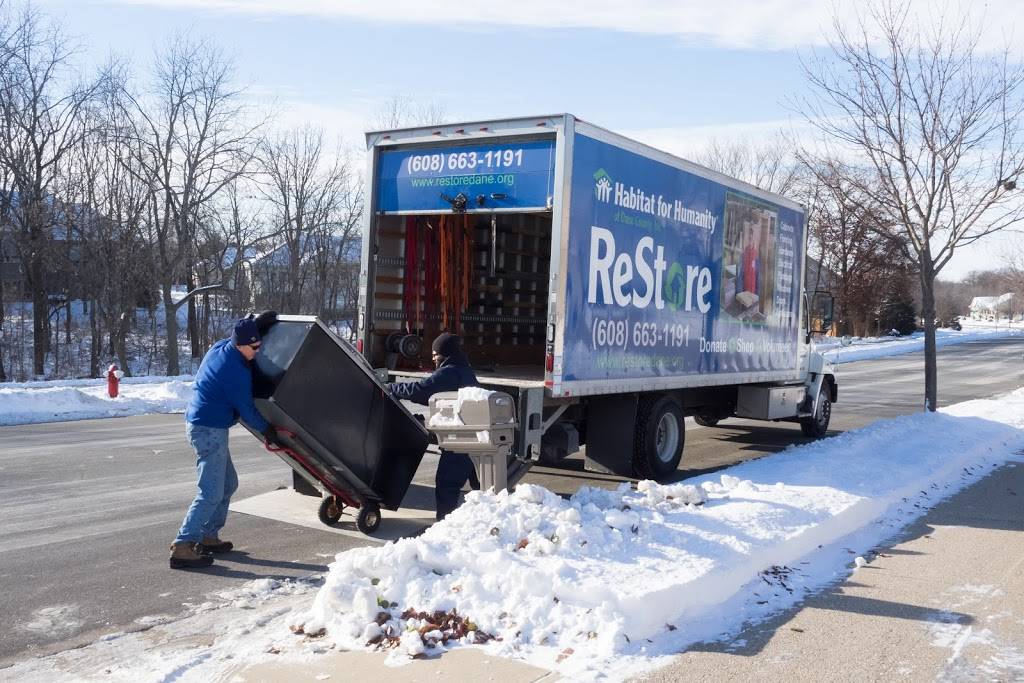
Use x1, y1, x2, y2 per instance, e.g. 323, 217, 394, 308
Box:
356, 114, 837, 484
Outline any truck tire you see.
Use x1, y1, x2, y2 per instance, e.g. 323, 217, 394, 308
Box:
693, 414, 720, 427
632, 395, 684, 480
800, 389, 832, 438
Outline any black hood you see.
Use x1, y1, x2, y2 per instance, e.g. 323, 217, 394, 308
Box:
438, 348, 471, 368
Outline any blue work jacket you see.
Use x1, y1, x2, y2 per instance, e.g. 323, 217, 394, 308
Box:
186, 338, 269, 432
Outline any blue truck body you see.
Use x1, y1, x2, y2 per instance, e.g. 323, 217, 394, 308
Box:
358, 115, 831, 479
361, 114, 808, 398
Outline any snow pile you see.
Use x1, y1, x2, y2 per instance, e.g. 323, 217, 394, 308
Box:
426, 386, 496, 427
294, 389, 1024, 675
0, 376, 193, 425
293, 477, 851, 666
818, 325, 1024, 364
456, 386, 496, 404
427, 412, 461, 427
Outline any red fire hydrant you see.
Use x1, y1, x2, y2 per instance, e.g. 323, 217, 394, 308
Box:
107, 364, 124, 398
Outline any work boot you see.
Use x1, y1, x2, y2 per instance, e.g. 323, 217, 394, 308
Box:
201, 537, 234, 554
169, 542, 214, 569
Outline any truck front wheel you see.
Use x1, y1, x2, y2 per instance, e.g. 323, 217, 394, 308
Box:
800, 390, 832, 438
633, 395, 685, 480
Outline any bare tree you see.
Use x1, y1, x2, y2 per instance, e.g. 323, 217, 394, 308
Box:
995, 250, 1024, 319
802, 157, 915, 335
61, 66, 153, 377
258, 125, 350, 312
370, 94, 447, 130
933, 278, 972, 321
122, 35, 261, 375
0, 0, 12, 382
697, 134, 802, 196
0, 5, 107, 376
192, 178, 272, 351
306, 167, 362, 331
801, 1, 1024, 410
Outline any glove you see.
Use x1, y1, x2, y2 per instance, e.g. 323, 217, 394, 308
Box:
262, 425, 283, 447
254, 310, 279, 336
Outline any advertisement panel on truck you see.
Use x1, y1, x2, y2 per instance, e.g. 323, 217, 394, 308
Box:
563, 133, 804, 383
376, 139, 556, 213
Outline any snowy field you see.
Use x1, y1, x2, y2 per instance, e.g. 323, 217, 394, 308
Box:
7, 388, 1024, 682
818, 321, 1024, 364
0, 376, 193, 426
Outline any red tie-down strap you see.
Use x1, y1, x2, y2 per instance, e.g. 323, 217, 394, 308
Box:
264, 429, 361, 508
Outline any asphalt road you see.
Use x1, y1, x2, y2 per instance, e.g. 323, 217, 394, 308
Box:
1, 337, 1022, 668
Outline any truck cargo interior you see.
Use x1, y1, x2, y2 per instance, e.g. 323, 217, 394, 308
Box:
368, 211, 552, 380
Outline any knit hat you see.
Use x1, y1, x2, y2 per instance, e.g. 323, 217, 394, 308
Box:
431, 332, 461, 358
232, 317, 261, 346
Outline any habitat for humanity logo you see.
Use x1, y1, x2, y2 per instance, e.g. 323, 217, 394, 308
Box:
594, 168, 613, 202
591, 167, 717, 233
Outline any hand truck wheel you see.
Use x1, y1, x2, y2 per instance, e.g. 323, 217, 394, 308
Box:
356, 502, 381, 534
318, 495, 343, 526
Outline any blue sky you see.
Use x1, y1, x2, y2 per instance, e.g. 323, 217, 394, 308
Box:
33, 0, 1024, 280
41, 0, 808, 131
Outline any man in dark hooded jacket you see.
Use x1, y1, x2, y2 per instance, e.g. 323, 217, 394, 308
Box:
387, 333, 480, 520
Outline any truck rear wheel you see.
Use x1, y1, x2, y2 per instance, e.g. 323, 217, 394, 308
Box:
632, 395, 684, 480
800, 390, 832, 438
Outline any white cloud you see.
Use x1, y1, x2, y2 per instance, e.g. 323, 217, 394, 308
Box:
271, 99, 370, 142
111, 0, 1024, 51
620, 118, 809, 159
256, 99, 811, 162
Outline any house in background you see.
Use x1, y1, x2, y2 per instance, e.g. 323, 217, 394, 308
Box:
969, 293, 1016, 320
0, 190, 91, 301
0, 233, 23, 296
249, 235, 361, 317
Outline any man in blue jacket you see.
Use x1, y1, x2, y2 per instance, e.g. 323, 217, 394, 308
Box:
170, 316, 280, 569
387, 333, 480, 520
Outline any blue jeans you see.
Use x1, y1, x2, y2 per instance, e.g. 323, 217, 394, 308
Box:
175, 423, 238, 544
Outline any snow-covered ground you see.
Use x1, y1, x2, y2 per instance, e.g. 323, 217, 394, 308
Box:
8, 388, 1024, 682
0, 376, 193, 426
817, 321, 1024, 364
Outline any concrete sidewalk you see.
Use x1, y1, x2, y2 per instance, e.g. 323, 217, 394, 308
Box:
231, 647, 556, 682
638, 461, 1024, 682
